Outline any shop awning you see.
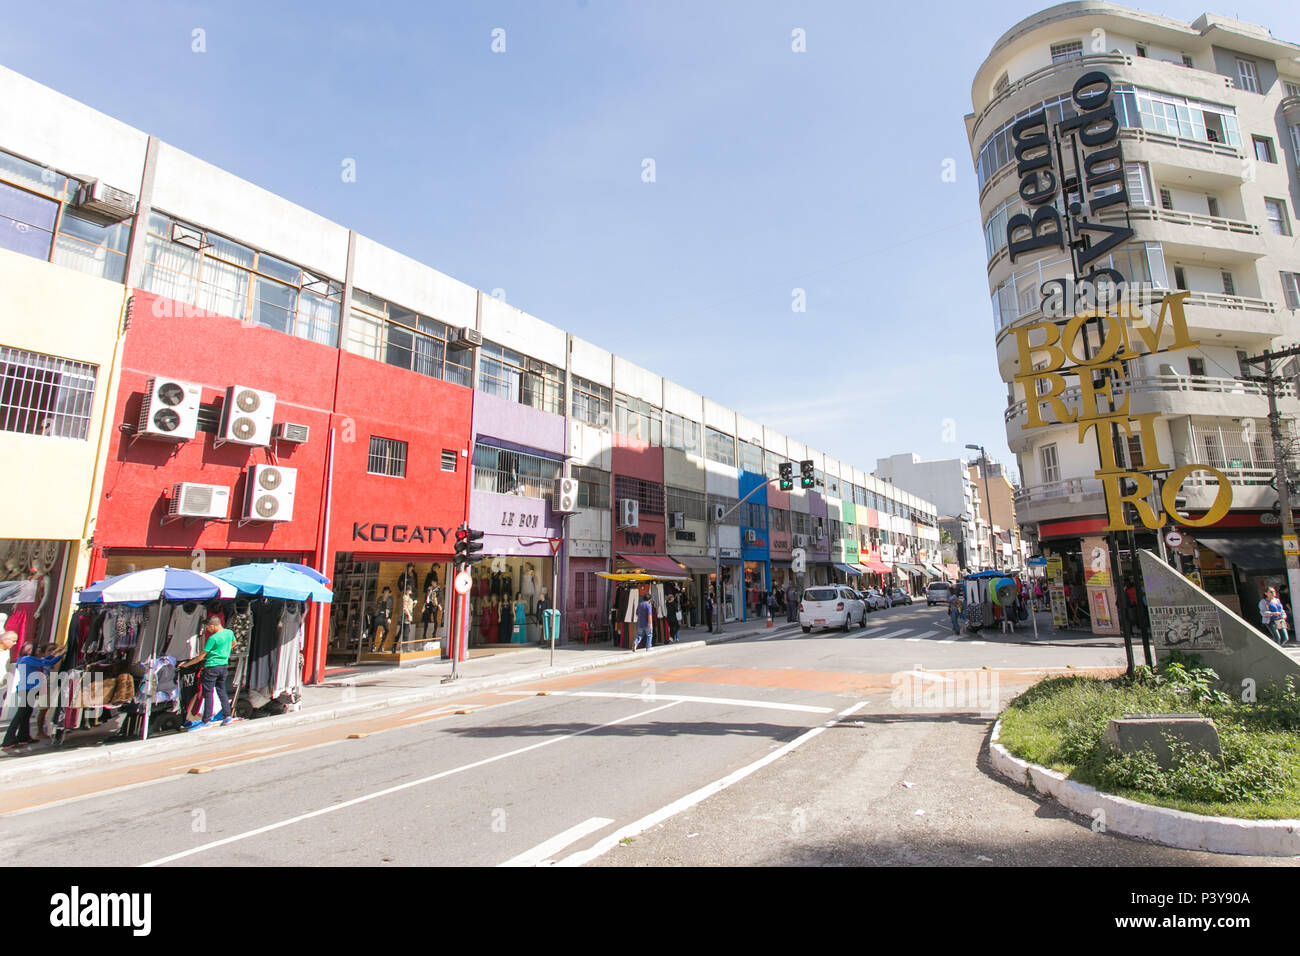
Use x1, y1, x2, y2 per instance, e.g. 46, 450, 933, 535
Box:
670, 554, 717, 573
834, 563, 862, 576
1195, 536, 1285, 573
926, 563, 947, 579
860, 560, 892, 574
616, 553, 690, 580
898, 563, 924, 576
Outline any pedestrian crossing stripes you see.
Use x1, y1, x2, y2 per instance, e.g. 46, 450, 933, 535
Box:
774, 626, 989, 644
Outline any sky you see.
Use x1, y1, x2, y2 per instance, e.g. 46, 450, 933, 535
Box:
3, 0, 1298, 483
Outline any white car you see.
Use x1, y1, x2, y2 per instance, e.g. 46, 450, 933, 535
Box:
862, 588, 888, 610
800, 586, 867, 633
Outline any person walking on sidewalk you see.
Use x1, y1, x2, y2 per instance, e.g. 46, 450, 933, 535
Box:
947, 589, 963, 636
634, 592, 654, 650
182, 616, 235, 730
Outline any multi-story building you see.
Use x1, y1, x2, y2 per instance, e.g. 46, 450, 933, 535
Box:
0, 63, 941, 681
966, 2, 1300, 617
875, 453, 978, 573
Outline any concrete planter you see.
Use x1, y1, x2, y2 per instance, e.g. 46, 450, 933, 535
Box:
989, 719, 1300, 857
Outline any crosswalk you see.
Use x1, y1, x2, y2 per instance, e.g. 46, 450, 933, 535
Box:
758, 624, 987, 646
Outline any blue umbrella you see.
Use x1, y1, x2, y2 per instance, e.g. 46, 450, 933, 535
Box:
211, 563, 334, 603
272, 562, 331, 585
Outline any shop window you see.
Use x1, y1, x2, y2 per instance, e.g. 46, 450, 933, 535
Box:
368, 436, 407, 478
441, 449, 458, 472
0, 347, 97, 440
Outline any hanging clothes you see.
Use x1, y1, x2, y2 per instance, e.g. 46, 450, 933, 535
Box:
274, 602, 305, 697
163, 602, 205, 660
497, 601, 513, 643
247, 600, 283, 695
512, 600, 527, 643
227, 602, 254, 657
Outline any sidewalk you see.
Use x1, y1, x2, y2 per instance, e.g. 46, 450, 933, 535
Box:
0, 620, 797, 784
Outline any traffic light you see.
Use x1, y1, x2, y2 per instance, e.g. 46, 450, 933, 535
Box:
454, 523, 485, 570
800, 459, 814, 489
778, 462, 793, 491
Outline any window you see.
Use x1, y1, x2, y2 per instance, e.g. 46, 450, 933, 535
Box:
666, 486, 706, 521
1039, 444, 1060, 485
663, 411, 701, 455
1221, 271, 1236, 296
574, 465, 610, 509
1236, 58, 1259, 94
1174, 266, 1187, 289
704, 427, 735, 467
0, 347, 97, 440
613, 393, 661, 444
141, 213, 343, 345
1188, 357, 1206, 377
1050, 40, 1083, 63
1253, 136, 1275, 163
852, 485, 867, 507
1292, 125, 1300, 168
348, 290, 467, 386
1281, 272, 1300, 309
1159, 187, 1173, 211
1113, 86, 1241, 147
1136, 44, 1147, 58
441, 449, 458, 473
770, 508, 790, 532
472, 444, 562, 499
993, 72, 1009, 95
1206, 195, 1220, 219
367, 437, 407, 478
478, 342, 563, 415
1265, 198, 1291, 236
790, 510, 811, 536
1287, 81, 1300, 98
1181, 54, 1194, 68
1125, 164, 1153, 207
739, 502, 767, 529
737, 439, 763, 475
614, 475, 664, 514
571, 375, 611, 427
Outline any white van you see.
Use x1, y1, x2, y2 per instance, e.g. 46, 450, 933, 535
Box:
800, 586, 867, 633
926, 581, 952, 606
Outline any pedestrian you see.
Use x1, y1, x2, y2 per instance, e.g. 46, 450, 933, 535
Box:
1261, 587, 1289, 644
635, 590, 654, 650
1, 639, 59, 751
704, 591, 715, 631
182, 616, 236, 730
785, 584, 799, 623
681, 588, 695, 629
665, 588, 680, 644
766, 588, 778, 621
947, 589, 963, 636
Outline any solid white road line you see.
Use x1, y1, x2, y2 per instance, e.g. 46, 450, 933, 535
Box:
499, 690, 833, 715
552, 699, 869, 867
498, 816, 616, 867
138, 700, 682, 867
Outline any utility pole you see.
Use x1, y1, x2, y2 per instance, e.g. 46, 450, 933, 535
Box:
1245, 346, 1300, 631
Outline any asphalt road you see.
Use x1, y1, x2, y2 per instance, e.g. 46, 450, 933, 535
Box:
3, 604, 1290, 866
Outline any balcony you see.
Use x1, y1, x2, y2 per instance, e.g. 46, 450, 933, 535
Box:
1100, 206, 1264, 263
1015, 477, 1105, 525
971, 53, 1131, 150
1280, 95, 1300, 122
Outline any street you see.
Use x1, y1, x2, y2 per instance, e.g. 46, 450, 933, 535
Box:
2, 604, 1290, 867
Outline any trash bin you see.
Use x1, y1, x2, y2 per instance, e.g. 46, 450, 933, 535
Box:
542, 608, 561, 645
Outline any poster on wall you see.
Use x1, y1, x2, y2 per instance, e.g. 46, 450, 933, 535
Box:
1046, 556, 1063, 584
1089, 586, 1115, 631
1150, 604, 1224, 651
1050, 585, 1068, 628
1081, 535, 1121, 636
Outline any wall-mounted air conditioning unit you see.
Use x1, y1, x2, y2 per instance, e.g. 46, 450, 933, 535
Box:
138, 377, 201, 441
274, 422, 309, 444
220, 385, 277, 446
669, 512, 685, 530
744, 529, 758, 544
455, 327, 482, 347
711, 503, 726, 523
792, 533, 808, 548
243, 464, 297, 522
525, 357, 546, 374
551, 477, 579, 513
168, 483, 229, 519
73, 180, 137, 222
617, 498, 639, 529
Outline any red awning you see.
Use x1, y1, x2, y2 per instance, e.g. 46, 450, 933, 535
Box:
616, 553, 689, 580
860, 560, 892, 574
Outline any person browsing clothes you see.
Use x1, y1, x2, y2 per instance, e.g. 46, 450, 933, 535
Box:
182, 616, 236, 730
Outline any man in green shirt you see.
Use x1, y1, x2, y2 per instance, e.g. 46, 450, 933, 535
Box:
182, 616, 235, 730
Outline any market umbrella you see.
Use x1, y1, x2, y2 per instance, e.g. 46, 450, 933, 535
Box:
77, 567, 237, 741
270, 562, 331, 585
211, 563, 334, 602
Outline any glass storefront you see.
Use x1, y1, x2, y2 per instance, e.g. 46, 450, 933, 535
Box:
0, 538, 69, 655
329, 554, 450, 657
468, 555, 554, 646
743, 561, 768, 620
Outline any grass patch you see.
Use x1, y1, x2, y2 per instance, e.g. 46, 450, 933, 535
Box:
997, 656, 1300, 820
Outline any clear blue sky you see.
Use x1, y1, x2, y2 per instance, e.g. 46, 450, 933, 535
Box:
4, 0, 1297, 482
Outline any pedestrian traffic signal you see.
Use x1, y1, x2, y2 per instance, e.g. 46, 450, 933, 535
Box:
779, 462, 793, 491
800, 459, 814, 489
454, 524, 485, 570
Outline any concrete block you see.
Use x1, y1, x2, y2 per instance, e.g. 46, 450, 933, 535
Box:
1103, 714, 1221, 768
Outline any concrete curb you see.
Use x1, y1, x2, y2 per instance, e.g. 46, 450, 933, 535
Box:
988, 719, 1300, 857
0, 624, 784, 786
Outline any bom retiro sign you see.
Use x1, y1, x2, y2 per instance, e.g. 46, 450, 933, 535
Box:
1003, 69, 1232, 533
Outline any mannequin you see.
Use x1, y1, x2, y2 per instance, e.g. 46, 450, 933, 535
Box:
400, 591, 415, 651
3, 559, 20, 581
512, 592, 527, 643
423, 565, 439, 593
522, 563, 537, 615
536, 588, 551, 644
497, 594, 512, 644
397, 563, 418, 598
422, 581, 441, 639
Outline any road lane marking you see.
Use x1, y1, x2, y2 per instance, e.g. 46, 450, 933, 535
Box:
498, 816, 616, 867
870, 629, 912, 640
138, 700, 682, 867
497, 690, 833, 714
552, 699, 869, 867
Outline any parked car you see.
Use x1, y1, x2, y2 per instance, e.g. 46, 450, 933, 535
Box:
889, 587, 914, 606
863, 588, 890, 610
849, 589, 875, 612
926, 581, 952, 606
799, 586, 867, 633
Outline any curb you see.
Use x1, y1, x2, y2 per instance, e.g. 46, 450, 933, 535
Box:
0, 623, 787, 786
987, 718, 1300, 857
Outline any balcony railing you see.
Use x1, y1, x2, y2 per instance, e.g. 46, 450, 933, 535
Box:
1280, 94, 1300, 116
971, 53, 1131, 140
1005, 374, 1295, 423
1015, 477, 1103, 507
1118, 126, 1244, 159
1184, 290, 1276, 313
1105, 205, 1259, 237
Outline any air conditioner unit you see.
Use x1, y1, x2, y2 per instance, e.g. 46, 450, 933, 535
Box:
669, 512, 686, 530
525, 357, 546, 374
617, 498, 639, 529
169, 482, 229, 519
455, 327, 483, 347
551, 477, 579, 513
711, 504, 726, 523
220, 385, 277, 446
744, 529, 758, 544
274, 422, 310, 444
243, 464, 297, 522
73, 180, 137, 222
138, 377, 201, 441
792, 533, 808, 548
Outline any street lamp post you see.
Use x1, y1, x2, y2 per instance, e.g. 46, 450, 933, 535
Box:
966, 444, 996, 571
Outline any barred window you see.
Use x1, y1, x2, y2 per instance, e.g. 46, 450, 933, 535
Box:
828, 519, 843, 545
368, 436, 407, 477
571, 375, 611, 427
614, 475, 664, 514
791, 511, 812, 536
737, 440, 763, 475
664, 411, 701, 455
739, 502, 767, 529
441, 449, 458, 472
614, 393, 661, 444
667, 486, 707, 522
704, 427, 735, 467
770, 508, 790, 533
1050, 40, 1082, 63
573, 465, 610, 509
708, 493, 739, 526
0, 347, 97, 440
473, 443, 562, 498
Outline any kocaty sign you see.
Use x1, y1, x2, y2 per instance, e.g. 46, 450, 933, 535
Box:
352, 522, 452, 544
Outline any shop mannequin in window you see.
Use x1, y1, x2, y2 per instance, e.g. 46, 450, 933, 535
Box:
522, 563, 537, 615
371, 587, 393, 652
400, 590, 415, 651
397, 563, 418, 598
423, 565, 439, 594
512, 592, 527, 643
422, 581, 441, 640
497, 594, 513, 644
535, 588, 550, 643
